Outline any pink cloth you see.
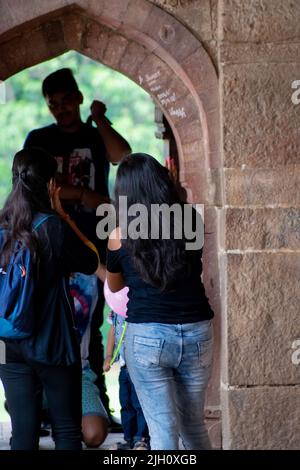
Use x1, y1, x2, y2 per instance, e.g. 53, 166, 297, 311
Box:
104, 279, 128, 317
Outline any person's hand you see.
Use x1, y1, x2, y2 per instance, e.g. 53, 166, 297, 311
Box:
90, 100, 107, 122
165, 157, 178, 184
51, 186, 68, 219
48, 177, 56, 202
103, 356, 112, 372
81, 187, 110, 209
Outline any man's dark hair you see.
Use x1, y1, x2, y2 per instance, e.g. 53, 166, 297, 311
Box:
42, 68, 79, 97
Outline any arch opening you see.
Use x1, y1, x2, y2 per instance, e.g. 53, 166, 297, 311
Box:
0, 0, 222, 448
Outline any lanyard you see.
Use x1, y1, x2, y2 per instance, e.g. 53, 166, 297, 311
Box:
110, 321, 127, 366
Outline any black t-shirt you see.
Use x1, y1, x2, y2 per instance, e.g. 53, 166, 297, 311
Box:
106, 245, 214, 324
24, 123, 109, 257
3, 213, 99, 365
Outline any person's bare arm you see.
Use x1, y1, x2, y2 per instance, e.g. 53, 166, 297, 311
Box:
58, 184, 82, 202
106, 271, 125, 293
103, 325, 115, 372
95, 263, 106, 283
59, 184, 110, 209
106, 227, 126, 292
90, 100, 131, 164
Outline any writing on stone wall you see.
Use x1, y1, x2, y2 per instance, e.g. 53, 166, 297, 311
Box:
157, 89, 176, 106
291, 80, 300, 105
139, 70, 187, 119
291, 339, 300, 365
169, 106, 186, 118
139, 71, 161, 88
154, 0, 197, 8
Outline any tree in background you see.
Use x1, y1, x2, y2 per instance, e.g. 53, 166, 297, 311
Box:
0, 51, 163, 206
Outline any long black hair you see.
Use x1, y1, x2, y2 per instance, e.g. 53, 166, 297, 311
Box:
0, 147, 57, 268
114, 153, 191, 291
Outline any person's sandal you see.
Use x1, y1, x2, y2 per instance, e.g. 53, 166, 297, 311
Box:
133, 440, 150, 450
110, 440, 131, 450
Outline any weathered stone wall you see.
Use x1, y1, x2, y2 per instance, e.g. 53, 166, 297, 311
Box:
219, 0, 300, 449
149, 0, 218, 66
0, 0, 299, 450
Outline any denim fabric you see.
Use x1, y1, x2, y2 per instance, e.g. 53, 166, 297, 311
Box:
125, 320, 213, 450
108, 311, 126, 366
119, 365, 149, 447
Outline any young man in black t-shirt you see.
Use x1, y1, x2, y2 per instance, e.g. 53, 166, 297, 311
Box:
24, 68, 131, 430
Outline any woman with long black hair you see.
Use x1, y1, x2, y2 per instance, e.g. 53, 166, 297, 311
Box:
0, 147, 99, 450
106, 153, 214, 450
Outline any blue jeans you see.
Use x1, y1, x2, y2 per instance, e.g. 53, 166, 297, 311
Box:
119, 365, 149, 446
125, 320, 213, 450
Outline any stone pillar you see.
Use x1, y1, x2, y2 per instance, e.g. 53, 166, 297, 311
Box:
219, 0, 300, 449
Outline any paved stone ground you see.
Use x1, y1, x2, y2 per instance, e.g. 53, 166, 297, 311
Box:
0, 421, 123, 450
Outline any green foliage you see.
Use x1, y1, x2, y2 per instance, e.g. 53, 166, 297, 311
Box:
0, 51, 163, 206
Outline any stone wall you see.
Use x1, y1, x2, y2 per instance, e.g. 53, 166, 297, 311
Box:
0, 0, 299, 450
219, 0, 300, 449
149, 0, 218, 66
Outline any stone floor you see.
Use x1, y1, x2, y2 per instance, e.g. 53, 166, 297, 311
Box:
0, 421, 123, 450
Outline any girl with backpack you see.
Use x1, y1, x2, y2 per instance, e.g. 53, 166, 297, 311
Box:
0, 147, 100, 450
106, 153, 214, 450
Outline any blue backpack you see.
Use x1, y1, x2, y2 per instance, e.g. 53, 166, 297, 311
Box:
0, 214, 52, 339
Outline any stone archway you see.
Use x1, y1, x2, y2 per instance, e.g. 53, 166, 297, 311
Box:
0, 0, 222, 447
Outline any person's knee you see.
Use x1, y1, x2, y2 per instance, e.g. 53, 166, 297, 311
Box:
83, 429, 108, 448
82, 416, 108, 448
83, 430, 106, 448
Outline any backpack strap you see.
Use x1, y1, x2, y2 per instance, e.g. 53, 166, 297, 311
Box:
33, 214, 54, 231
